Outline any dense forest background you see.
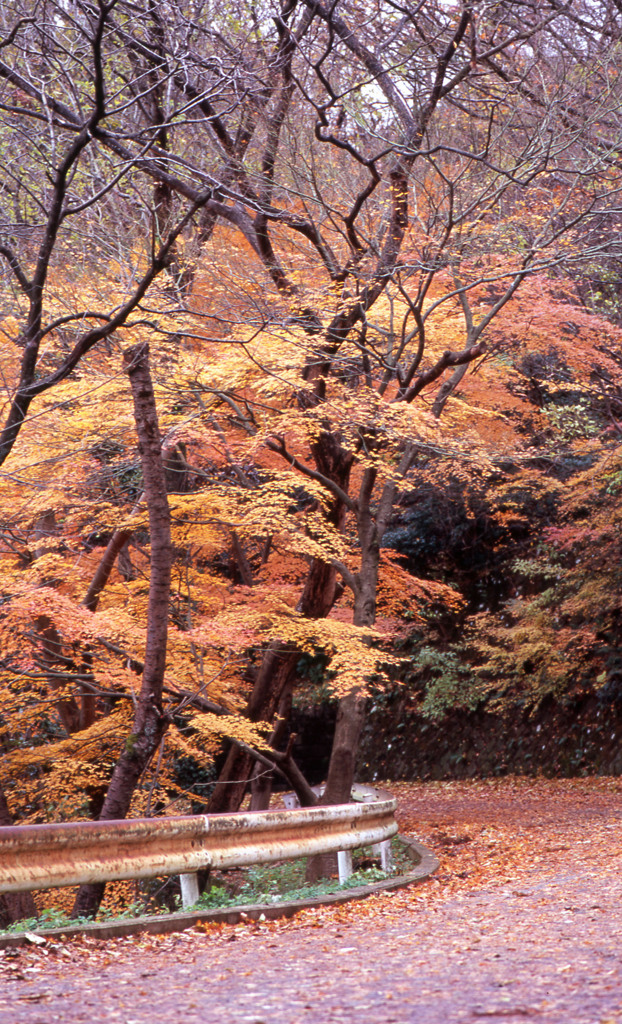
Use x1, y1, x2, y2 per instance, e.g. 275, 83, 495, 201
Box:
1, 0, 622, 921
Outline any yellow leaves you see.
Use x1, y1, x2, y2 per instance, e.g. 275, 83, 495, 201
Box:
187, 712, 272, 752
166, 727, 215, 768
213, 470, 348, 563
191, 598, 397, 699
167, 492, 236, 556
265, 612, 398, 698
323, 640, 398, 700
177, 323, 315, 407
18, 553, 92, 597
0, 707, 133, 787
0, 314, 21, 343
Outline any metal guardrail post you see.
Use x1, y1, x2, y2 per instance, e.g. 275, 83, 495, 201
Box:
376, 840, 394, 872
282, 782, 397, 883
337, 849, 353, 883
179, 872, 200, 909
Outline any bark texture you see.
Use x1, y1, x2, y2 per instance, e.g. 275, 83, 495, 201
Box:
72, 343, 172, 918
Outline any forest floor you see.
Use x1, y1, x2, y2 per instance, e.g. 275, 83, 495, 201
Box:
2, 777, 622, 1024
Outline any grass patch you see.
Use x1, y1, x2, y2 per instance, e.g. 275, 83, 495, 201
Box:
1, 902, 149, 935
193, 836, 414, 909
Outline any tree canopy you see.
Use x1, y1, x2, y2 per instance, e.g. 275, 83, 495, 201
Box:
1, 0, 622, 920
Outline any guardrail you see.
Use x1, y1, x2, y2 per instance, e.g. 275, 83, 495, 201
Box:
0, 792, 398, 909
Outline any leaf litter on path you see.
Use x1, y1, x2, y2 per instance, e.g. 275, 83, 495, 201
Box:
1, 777, 621, 1024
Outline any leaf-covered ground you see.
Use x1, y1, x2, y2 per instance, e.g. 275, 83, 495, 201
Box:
2, 778, 622, 1023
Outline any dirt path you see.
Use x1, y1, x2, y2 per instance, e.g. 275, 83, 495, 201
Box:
2, 778, 622, 1024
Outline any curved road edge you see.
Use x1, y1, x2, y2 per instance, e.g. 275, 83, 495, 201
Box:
0, 835, 439, 949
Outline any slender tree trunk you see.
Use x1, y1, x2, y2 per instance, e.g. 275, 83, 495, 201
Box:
306, 494, 379, 880
33, 614, 82, 733
323, 491, 379, 801
0, 785, 39, 927
72, 343, 172, 919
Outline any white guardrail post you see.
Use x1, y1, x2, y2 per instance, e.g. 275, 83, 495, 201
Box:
179, 872, 201, 908
337, 850, 353, 884
0, 788, 398, 909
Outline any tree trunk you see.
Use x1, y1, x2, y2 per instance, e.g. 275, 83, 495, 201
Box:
33, 615, 82, 733
306, 500, 378, 880
304, 688, 368, 882
207, 440, 352, 814
0, 785, 38, 927
323, 496, 379, 799
72, 343, 172, 919
206, 643, 299, 814
249, 682, 293, 811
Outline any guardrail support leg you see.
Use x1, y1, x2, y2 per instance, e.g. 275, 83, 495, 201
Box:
379, 839, 394, 873
179, 872, 200, 908
337, 850, 352, 884
372, 839, 394, 873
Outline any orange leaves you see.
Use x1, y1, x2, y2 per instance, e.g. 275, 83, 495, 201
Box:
1, 113, 621, 864
376, 549, 465, 628
483, 274, 622, 380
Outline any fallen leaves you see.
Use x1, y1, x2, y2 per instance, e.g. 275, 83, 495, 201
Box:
1, 777, 622, 1024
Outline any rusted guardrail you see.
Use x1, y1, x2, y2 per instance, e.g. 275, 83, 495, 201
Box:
0, 795, 398, 908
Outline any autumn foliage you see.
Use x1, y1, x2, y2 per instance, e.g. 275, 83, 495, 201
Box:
1, 0, 622, 920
